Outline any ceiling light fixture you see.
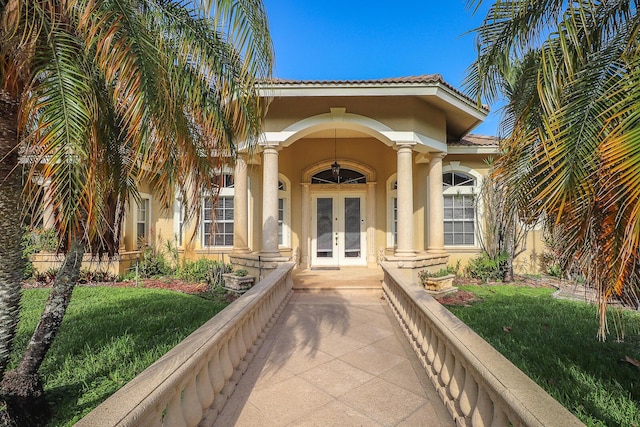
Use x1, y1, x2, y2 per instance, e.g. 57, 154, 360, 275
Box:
331, 129, 340, 180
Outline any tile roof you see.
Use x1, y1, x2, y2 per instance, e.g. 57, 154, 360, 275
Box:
266, 74, 444, 85
261, 75, 488, 113
449, 134, 499, 146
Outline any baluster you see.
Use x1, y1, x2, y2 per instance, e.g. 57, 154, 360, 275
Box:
196, 362, 214, 412
229, 327, 243, 383
439, 346, 455, 401
266, 293, 275, 327
459, 370, 478, 421
421, 320, 431, 365
228, 328, 240, 369
426, 328, 438, 371
408, 304, 417, 343
491, 404, 510, 427
251, 309, 259, 341
235, 321, 248, 370
432, 334, 445, 383
415, 313, 425, 357
471, 387, 493, 427
211, 345, 227, 414
449, 358, 465, 403
162, 392, 187, 427
256, 303, 267, 339
245, 312, 258, 361
219, 339, 235, 398
243, 314, 254, 350
248, 309, 258, 342
182, 378, 202, 427
401, 294, 409, 328
139, 404, 163, 427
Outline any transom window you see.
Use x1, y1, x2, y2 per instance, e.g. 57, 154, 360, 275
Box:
443, 172, 475, 188
442, 171, 477, 246
311, 168, 366, 184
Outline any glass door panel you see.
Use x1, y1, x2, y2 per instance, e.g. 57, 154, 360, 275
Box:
316, 198, 333, 258
343, 197, 361, 258
311, 194, 366, 267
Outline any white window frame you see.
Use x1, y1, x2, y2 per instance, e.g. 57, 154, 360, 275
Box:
386, 174, 398, 248
134, 193, 152, 248
173, 194, 184, 247
202, 173, 235, 248
442, 164, 482, 248
278, 174, 291, 248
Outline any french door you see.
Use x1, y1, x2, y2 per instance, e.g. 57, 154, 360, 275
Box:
311, 193, 366, 267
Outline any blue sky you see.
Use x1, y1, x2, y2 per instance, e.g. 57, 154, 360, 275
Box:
264, 1, 502, 136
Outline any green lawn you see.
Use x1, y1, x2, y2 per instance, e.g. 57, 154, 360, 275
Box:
11, 286, 229, 426
445, 285, 640, 427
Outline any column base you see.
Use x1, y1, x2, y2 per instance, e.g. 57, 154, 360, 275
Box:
427, 247, 448, 255
259, 251, 283, 258
393, 249, 416, 258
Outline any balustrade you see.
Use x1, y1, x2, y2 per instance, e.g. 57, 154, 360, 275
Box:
380, 262, 583, 427
77, 262, 294, 427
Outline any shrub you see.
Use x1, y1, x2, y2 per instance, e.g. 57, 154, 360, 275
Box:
539, 251, 563, 277
33, 268, 59, 286
176, 259, 232, 284
137, 245, 173, 278
22, 228, 59, 279
234, 269, 249, 277
418, 265, 456, 282
466, 252, 509, 282
78, 270, 119, 284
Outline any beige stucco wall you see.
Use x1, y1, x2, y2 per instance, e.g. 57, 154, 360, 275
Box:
264, 97, 446, 144
118, 143, 546, 274
84, 90, 546, 276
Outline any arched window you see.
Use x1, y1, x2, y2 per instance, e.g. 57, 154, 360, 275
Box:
442, 171, 478, 246
311, 168, 366, 184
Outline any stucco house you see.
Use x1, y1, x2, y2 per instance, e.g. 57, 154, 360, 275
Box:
34, 75, 543, 279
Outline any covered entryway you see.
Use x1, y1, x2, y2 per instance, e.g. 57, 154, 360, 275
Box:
311, 192, 367, 267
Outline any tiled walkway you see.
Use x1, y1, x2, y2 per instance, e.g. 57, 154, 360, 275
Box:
215, 287, 454, 426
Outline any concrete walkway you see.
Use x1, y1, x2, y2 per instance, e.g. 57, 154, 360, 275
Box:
215, 269, 454, 427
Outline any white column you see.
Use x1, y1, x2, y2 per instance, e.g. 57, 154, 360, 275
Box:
301, 183, 311, 268
395, 143, 416, 257
366, 182, 377, 264
42, 181, 55, 229
261, 144, 281, 257
428, 153, 446, 254
232, 154, 249, 254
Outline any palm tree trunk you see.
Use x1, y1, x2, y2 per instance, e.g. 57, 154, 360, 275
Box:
1, 239, 83, 414
0, 91, 25, 379
21, 240, 83, 375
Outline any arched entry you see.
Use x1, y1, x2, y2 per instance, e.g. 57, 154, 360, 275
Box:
304, 161, 375, 268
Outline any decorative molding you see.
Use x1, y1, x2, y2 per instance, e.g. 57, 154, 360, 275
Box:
302, 158, 376, 182
330, 107, 346, 121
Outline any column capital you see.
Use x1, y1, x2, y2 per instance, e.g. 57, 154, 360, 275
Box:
260, 141, 281, 152
394, 141, 417, 151
429, 152, 447, 161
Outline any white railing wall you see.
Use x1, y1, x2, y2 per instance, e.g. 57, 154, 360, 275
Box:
77, 262, 295, 427
380, 262, 584, 427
